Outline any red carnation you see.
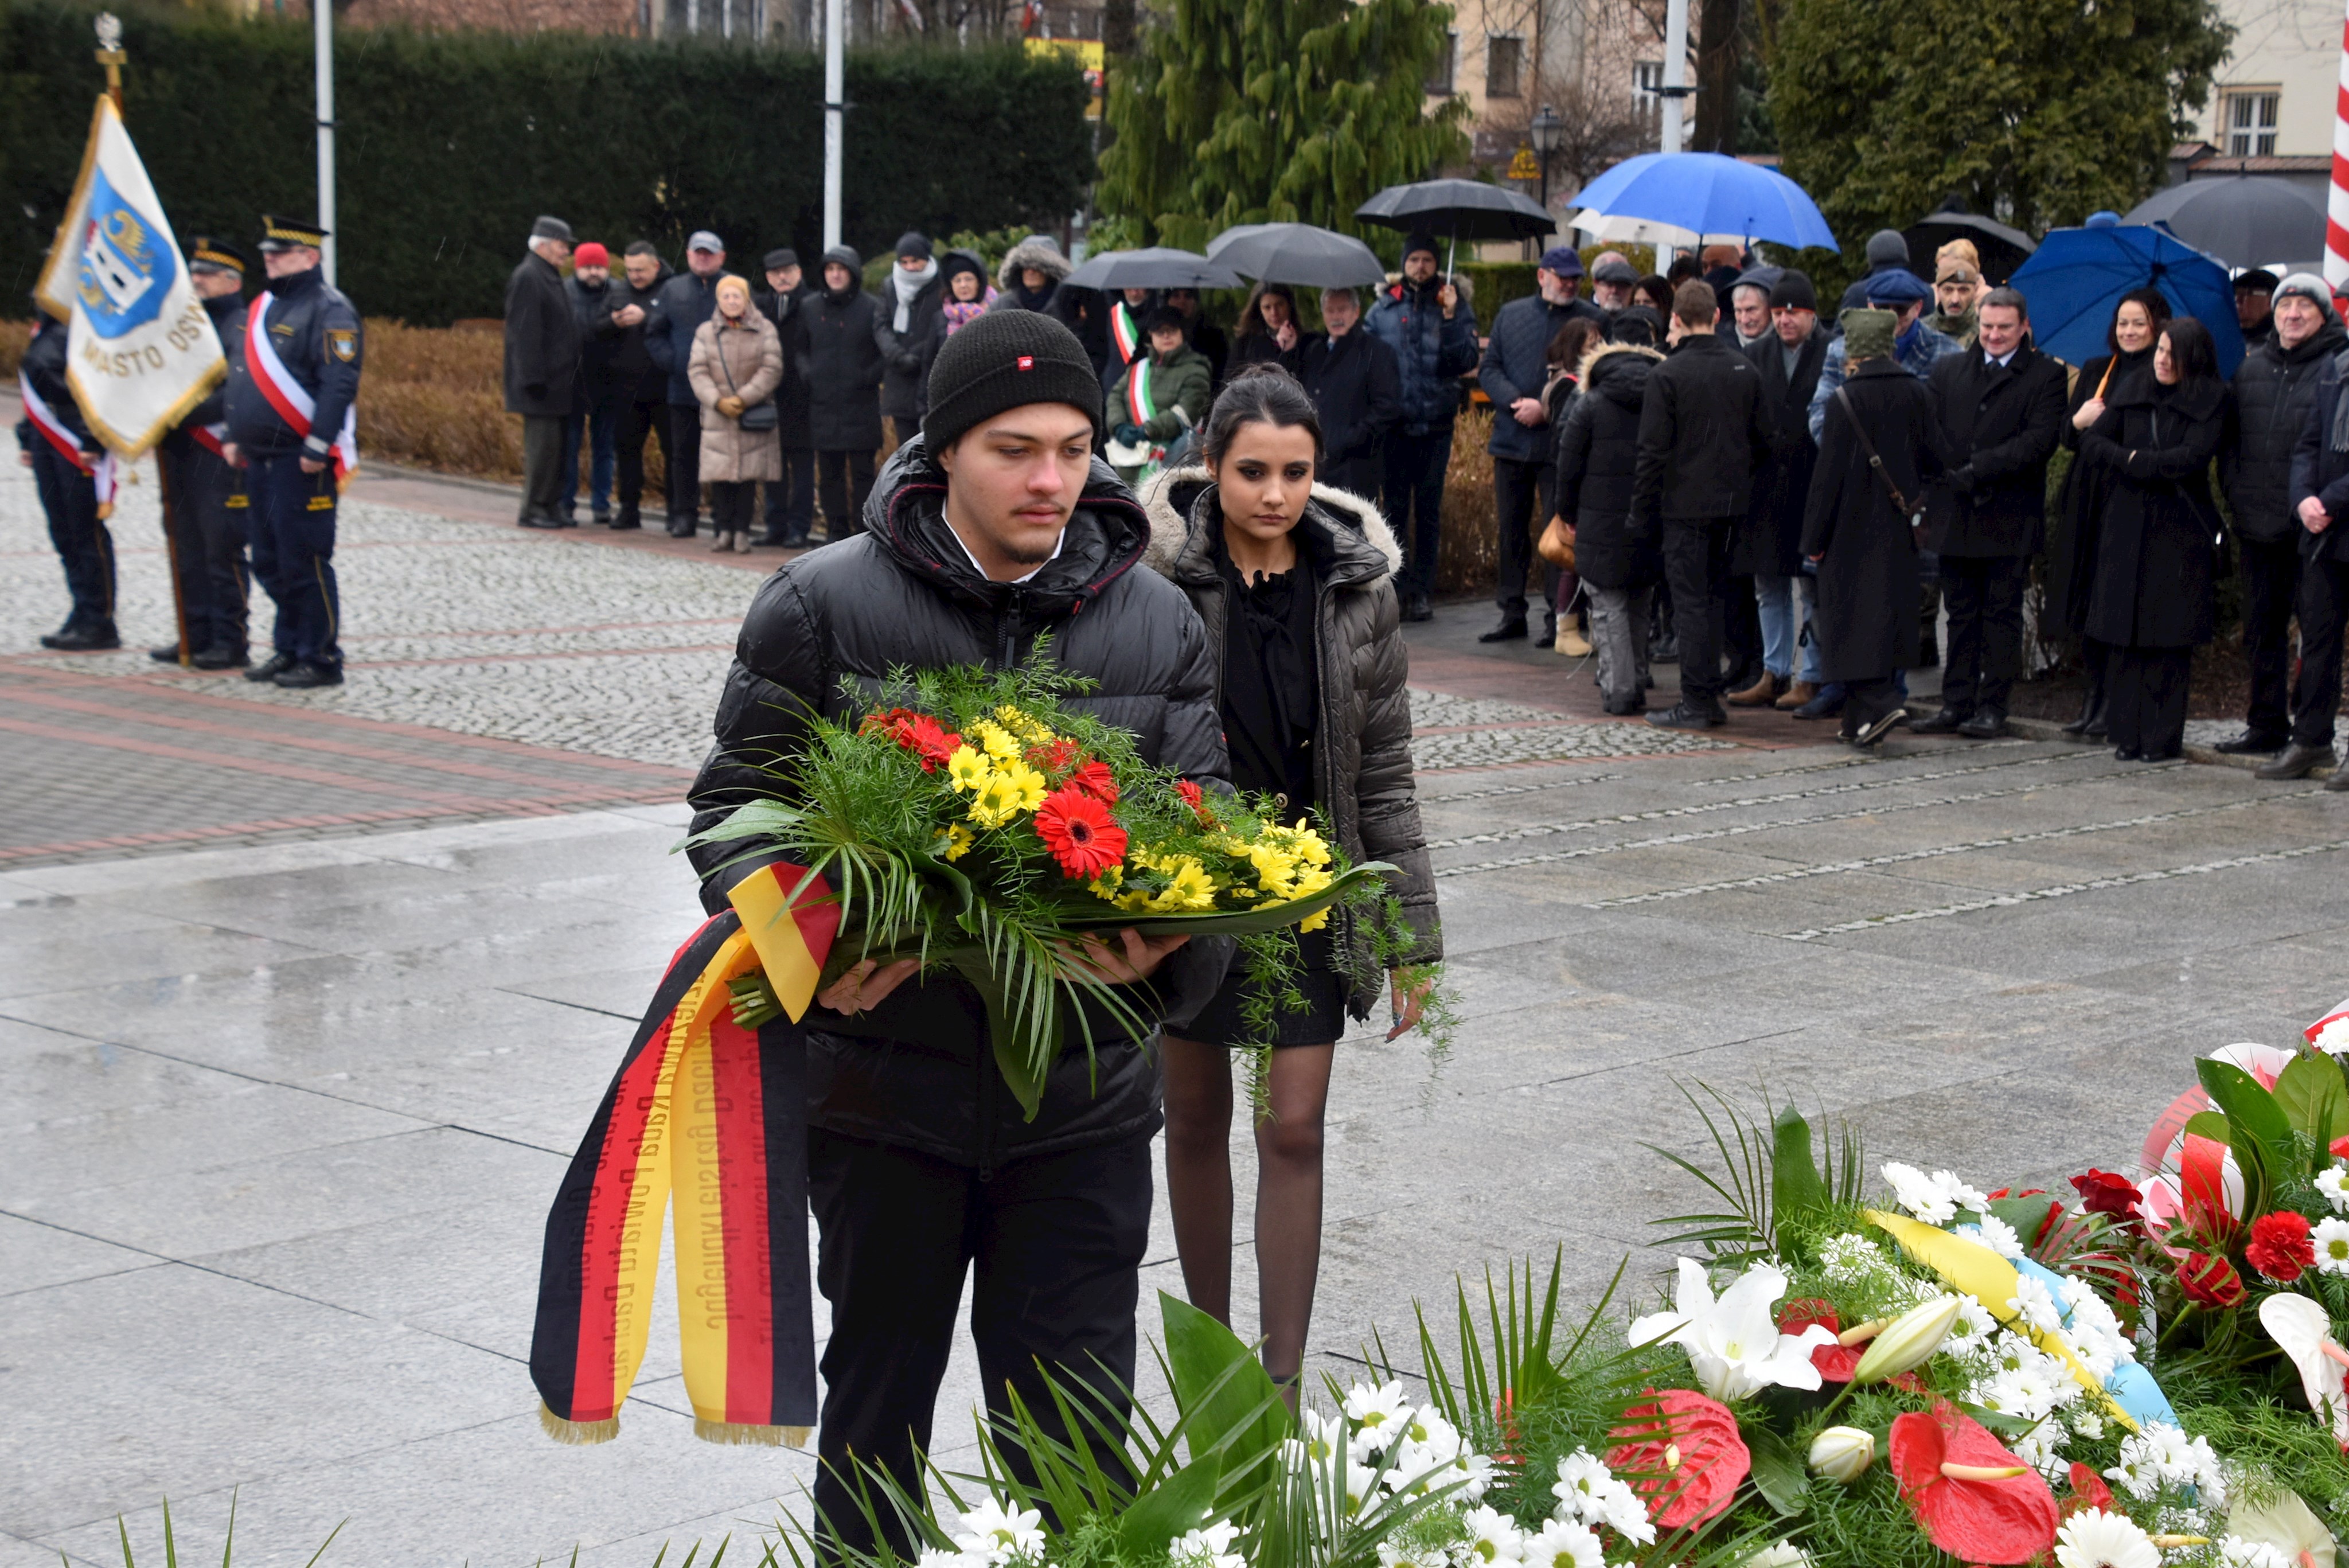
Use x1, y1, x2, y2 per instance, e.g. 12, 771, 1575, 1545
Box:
2070, 1169, 2144, 1224
1777, 1298, 1861, 1382
1605, 1388, 1749, 1532
2177, 1250, 2246, 1309
2246, 1211, 2316, 1283
1066, 759, 1119, 805
1034, 786, 1127, 880
1888, 1403, 2060, 1565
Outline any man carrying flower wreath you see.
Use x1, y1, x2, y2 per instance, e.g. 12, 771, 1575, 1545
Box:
684, 309, 1231, 1555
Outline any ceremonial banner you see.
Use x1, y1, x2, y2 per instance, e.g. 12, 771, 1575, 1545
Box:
34, 96, 224, 459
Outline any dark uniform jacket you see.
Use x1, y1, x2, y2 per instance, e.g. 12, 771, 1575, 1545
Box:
1631, 330, 1771, 525
13, 318, 97, 457
1365, 276, 1479, 434
2081, 374, 2229, 648
646, 270, 722, 409
1737, 326, 1829, 577
2225, 321, 2348, 545
1925, 342, 2068, 557
504, 250, 575, 419
879, 271, 947, 423
1480, 292, 1603, 460
1299, 328, 1402, 497
751, 282, 817, 451
803, 284, 891, 452
684, 437, 1228, 1170
1552, 341, 1666, 591
1802, 358, 1949, 681
164, 290, 248, 450
225, 264, 362, 462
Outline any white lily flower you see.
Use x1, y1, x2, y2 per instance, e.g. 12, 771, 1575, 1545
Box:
1626, 1257, 1835, 1400
2258, 1292, 2349, 1449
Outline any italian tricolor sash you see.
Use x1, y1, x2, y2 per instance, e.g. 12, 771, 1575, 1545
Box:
19, 369, 119, 517
1123, 354, 1155, 428
245, 294, 357, 486
1109, 299, 1141, 368
531, 861, 838, 1448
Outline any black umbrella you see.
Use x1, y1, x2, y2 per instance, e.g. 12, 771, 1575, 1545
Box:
1357, 179, 1556, 274
2122, 177, 2326, 270
1903, 203, 2038, 284
1064, 247, 1245, 291
1205, 223, 1389, 288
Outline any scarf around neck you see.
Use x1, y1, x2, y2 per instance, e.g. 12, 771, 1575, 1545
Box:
891, 261, 936, 333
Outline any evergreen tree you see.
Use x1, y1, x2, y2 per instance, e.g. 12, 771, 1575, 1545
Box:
1766, 0, 2230, 240
1096, 0, 1469, 249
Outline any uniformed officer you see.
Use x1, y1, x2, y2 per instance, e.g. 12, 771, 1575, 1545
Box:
13, 303, 118, 650
223, 214, 361, 689
150, 237, 255, 670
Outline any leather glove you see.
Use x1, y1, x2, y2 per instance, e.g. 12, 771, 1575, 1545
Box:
1115, 423, 1148, 445
717, 394, 746, 419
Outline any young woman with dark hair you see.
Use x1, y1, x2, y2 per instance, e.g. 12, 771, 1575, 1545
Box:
1137, 364, 1440, 1400
1231, 282, 1313, 376
2078, 315, 2229, 762
1541, 317, 1605, 657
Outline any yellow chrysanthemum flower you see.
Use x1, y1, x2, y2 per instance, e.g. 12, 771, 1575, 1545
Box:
1249, 842, 1301, 898
995, 761, 1047, 812
1162, 857, 1218, 911
934, 824, 974, 861
1298, 907, 1331, 933
966, 774, 1025, 829
994, 704, 1055, 743
946, 745, 990, 794
971, 720, 1023, 762
1087, 867, 1123, 902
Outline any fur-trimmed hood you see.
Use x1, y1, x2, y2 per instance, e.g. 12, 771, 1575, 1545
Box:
1137, 465, 1403, 580
996, 236, 1074, 291
1578, 338, 1665, 408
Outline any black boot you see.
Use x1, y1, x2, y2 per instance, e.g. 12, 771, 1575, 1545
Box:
2061, 688, 2106, 738
611, 504, 642, 532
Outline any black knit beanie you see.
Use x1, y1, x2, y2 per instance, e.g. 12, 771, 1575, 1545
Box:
923, 309, 1105, 454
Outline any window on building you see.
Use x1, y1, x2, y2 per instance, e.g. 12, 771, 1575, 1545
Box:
1633, 60, 1663, 136
1425, 30, 1458, 96
1486, 34, 1523, 99
2223, 89, 2281, 156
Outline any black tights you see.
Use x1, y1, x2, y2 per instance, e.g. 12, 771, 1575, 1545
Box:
1160, 1037, 1333, 1394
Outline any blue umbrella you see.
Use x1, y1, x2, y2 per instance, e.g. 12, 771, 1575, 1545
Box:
1562, 153, 1839, 252
2008, 214, 2246, 376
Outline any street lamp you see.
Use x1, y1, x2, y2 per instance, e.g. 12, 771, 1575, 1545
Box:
1529, 103, 1563, 208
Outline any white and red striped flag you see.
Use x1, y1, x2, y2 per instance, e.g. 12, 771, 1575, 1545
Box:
2331, 0, 2349, 290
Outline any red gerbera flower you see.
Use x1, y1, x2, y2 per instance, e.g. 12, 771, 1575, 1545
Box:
888, 714, 961, 771
1605, 1388, 1749, 1532
1029, 737, 1080, 774
1777, 1298, 1862, 1382
2177, 1250, 2247, 1308
1066, 759, 1119, 805
2248, 1211, 2317, 1283
2069, 1169, 2144, 1224
1888, 1403, 2060, 1565
1033, 786, 1127, 879
1173, 777, 1215, 824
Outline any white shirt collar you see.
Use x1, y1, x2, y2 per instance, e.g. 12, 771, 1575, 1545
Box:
949, 522, 1065, 584
1986, 348, 2016, 368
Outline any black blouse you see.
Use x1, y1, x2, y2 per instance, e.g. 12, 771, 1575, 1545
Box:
1216, 539, 1321, 812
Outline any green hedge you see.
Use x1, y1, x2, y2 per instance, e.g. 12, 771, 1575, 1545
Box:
0, 0, 1092, 323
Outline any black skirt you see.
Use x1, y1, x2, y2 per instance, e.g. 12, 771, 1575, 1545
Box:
1177, 929, 1352, 1048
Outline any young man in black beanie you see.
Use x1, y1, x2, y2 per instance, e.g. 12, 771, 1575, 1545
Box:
684, 307, 1230, 1555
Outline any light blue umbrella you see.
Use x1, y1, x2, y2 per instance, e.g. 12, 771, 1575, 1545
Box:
2008, 213, 2246, 376
1563, 153, 1839, 252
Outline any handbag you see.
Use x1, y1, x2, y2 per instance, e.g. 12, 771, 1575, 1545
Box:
1537, 514, 1578, 570
1835, 386, 1925, 538
716, 327, 779, 433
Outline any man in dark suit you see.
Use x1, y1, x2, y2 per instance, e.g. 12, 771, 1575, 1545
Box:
504, 216, 577, 529
1917, 286, 2068, 738
1298, 286, 1402, 500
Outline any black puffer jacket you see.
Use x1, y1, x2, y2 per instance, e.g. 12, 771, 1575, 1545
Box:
2225, 320, 2349, 544
1551, 341, 1665, 590
685, 438, 1231, 1171
1140, 467, 1440, 1012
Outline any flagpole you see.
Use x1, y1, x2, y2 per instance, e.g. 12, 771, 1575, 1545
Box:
2330, 0, 2349, 292
317, 0, 337, 287
822, 0, 844, 251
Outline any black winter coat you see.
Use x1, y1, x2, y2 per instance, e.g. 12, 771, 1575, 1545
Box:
1480, 293, 1604, 460
2048, 349, 2152, 635
1632, 331, 1771, 524
2080, 376, 2229, 649
603, 262, 668, 404
1230, 329, 1310, 379
1736, 327, 1828, 576
2290, 348, 2349, 566
1551, 342, 1665, 590
684, 438, 1230, 1169
751, 283, 816, 450
803, 286, 891, 452
1802, 359, 1949, 681
503, 251, 575, 419
568, 276, 630, 407
880, 271, 947, 422
647, 270, 723, 408
1300, 329, 1402, 497
1140, 469, 1441, 1012
2225, 322, 2349, 544
1925, 344, 2069, 557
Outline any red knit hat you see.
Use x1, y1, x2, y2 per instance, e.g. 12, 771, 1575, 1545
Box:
573, 241, 609, 268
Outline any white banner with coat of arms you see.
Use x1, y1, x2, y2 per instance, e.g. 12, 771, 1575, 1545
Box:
33, 95, 225, 459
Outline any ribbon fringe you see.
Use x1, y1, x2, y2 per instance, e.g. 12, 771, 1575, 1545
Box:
694, 1418, 813, 1448
540, 1402, 621, 1445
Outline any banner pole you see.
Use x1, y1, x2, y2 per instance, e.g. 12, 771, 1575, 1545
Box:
317, 0, 337, 287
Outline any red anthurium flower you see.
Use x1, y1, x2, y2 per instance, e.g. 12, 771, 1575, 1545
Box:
1888, 1403, 2061, 1565
1605, 1388, 1750, 1532
1778, 1299, 1862, 1382
2066, 1461, 2114, 1516
2176, 1251, 2247, 1309
2333, 1133, 2349, 1161
2247, 1211, 2317, 1284
2179, 1133, 2245, 1247
1033, 787, 1127, 879
1066, 759, 1118, 805
2070, 1169, 2144, 1224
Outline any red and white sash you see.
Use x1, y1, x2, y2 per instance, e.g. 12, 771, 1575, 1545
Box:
190, 422, 229, 459
246, 293, 357, 484
18, 370, 119, 515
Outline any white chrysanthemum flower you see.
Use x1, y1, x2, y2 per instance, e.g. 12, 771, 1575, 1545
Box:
2103, 1433, 2163, 1501
2011, 1418, 2068, 1479
1401, 1409, 1466, 1460
2317, 1164, 2349, 1215
915, 1549, 973, 1568
2218, 1536, 2293, 1568
2008, 1275, 2065, 1335
1170, 1522, 1244, 1568
1296, 1410, 1346, 1465
1343, 1380, 1413, 1438
1550, 1449, 1617, 1522
1960, 1214, 2026, 1259
1341, 1458, 1383, 1515
1883, 1161, 1962, 1224
1459, 1505, 1525, 1566
1519, 1519, 1607, 1568
1452, 1450, 1497, 1504
2315, 1216, 2349, 1276
954, 1498, 1046, 1565
2069, 1407, 2106, 1441
1596, 1482, 1656, 1546
1742, 1543, 1813, 1568
2053, 1507, 2159, 1568
2055, 1279, 2134, 1374
1376, 1540, 1450, 1568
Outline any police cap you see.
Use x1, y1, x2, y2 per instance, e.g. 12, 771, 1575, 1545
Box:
188, 237, 249, 277
259, 214, 329, 252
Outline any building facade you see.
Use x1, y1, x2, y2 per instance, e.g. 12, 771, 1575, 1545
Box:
2191, 0, 2339, 158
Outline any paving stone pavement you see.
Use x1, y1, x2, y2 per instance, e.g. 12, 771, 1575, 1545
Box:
9, 426, 2349, 1566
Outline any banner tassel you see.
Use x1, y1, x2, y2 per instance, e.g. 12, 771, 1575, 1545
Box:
694, 1418, 812, 1448
540, 1403, 621, 1446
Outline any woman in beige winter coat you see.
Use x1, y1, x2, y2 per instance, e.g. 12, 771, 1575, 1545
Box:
688, 274, 785, 552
